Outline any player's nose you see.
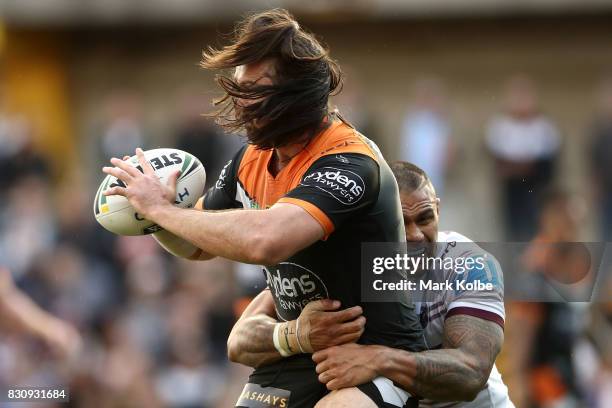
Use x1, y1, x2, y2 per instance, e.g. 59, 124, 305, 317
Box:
405, 223, 425, 243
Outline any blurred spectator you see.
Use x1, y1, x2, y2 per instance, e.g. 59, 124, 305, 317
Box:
589, 79, 612, 242
505, 190, 587, 407
33, 243, 120, 329
399, 78, 455, 196
97, 91, 145, 165
0, 175, 56, 278
486, 75, 561, 241
0, 108, 50, 190
174, 91, 242, 188
331, 67, 378, 148
54, 172, 121, 271
574, 277, 612, 407
156, 289, 227, 408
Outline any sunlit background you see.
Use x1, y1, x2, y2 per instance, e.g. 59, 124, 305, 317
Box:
1, 1, 611, 406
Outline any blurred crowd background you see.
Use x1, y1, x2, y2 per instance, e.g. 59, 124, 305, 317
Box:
1, 1, 612, 407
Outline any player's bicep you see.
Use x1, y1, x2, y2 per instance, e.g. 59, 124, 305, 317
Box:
442, 314, 504, 369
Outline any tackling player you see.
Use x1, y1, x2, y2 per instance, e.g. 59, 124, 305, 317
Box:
229, 162, 514, 407
313, 162, 513, 407
102, 9, 425, 407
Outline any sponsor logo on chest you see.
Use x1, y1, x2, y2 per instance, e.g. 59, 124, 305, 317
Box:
301, 166, 365, 205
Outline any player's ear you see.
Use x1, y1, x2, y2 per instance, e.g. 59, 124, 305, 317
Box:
435, 197, 441, 216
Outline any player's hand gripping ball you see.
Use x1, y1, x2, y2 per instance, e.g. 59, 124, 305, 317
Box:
93, 148, 205, 236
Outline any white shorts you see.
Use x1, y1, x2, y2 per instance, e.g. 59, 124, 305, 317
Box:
357, 376, 418, 407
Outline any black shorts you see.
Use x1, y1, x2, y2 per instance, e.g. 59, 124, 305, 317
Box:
235, 357, 419, 408
235, 356, 327, 408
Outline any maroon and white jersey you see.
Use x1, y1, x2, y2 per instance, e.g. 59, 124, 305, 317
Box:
416, 231, 514, 408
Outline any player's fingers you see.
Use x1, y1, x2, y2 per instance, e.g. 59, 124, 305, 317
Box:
103, 186, 127, 197
331, 331, 363, 346
326, 379, 342, 391
167, 170, 180, 188
304, 299, 341, 312
103, 166, 133, 183
312, 349, 328, 364
122, 155, 130, 161
318, 369, 336, 384
315, 359, 331, 374
335, 316, 367, 336
109, 157, 140, 177
136, 148, 155, 175
327, 305, 363, 323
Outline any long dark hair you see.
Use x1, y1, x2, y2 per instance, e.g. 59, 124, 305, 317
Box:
201, 9, 343, 149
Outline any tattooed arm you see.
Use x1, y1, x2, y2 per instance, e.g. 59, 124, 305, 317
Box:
314, 314, 503, 401
227, 290, 366, 369
384, 315, 503, 400
227, 289, 280, 368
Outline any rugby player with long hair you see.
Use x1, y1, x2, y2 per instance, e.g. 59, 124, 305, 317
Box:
103, 9, 425, 408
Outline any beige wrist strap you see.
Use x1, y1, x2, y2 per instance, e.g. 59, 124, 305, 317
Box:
273, 316, 315, 356
273, 321, 300, 357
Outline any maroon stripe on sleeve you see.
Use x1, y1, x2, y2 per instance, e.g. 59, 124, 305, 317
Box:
445, 307, 505, 329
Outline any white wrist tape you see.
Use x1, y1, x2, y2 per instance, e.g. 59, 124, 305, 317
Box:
273, 323, 291, 357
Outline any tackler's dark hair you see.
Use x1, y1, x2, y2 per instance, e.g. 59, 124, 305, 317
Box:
201, 8, 343, 149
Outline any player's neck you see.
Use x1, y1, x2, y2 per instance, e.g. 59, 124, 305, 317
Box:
270, 136, 310, 175
269, 117, 332, 175
276, 143, 306, 162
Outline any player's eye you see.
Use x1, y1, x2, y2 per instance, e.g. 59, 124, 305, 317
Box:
416, 211, 435, 225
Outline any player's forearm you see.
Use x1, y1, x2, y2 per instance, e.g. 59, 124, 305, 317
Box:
375, 347, 486, 401
153, 229, 215, 260
227, 314, 283, 368
148, 205, 279, 264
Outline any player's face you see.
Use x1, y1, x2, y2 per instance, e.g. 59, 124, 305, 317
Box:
234, 60, 275, 135
399, 185, 440, 257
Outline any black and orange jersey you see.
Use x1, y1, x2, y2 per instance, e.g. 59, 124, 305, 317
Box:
205, 120, 424, 346
205, 120, 424, 405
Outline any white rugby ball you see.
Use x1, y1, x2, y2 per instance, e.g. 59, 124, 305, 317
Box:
93, 148, 206, 236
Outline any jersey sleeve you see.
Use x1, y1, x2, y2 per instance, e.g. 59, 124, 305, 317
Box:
278, 153, 380, 239
446, 251, 506, 329
202, 145, 246, 210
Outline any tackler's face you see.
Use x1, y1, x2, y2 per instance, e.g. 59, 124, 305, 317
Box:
399, 185, 440, 259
